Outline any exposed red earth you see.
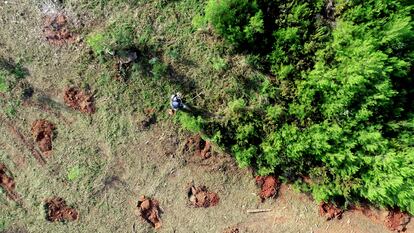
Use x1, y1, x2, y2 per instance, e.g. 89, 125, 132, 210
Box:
188, 185, 220, 208
0, 163, 21, 202
44, 197, 79, 222
31, 119, 55, 156
136, 195, 162, 229
185, 134, 212, 159
319, 202, 344, 220
63, 87, 96, 114
385, 210, 411, 232
43, 14, 76, 45
255, 175, 280, 201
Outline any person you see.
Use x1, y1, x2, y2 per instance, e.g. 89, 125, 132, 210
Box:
170, 92, 184, 111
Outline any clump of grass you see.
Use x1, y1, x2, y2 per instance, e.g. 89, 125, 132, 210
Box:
211, 57, 228, 71
86, 33, 108, 56
86, 17, 137, 57
0, 219, 5, 232
149, 57, 168, 79
67, 165, 82, 181
4, 100, 19, 117
0, 73, 7, 93
175, 111, 204, 133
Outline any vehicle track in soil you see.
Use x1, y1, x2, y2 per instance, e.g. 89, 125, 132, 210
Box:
0, 115, 46, 166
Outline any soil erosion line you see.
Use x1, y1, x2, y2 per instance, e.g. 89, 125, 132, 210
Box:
0, 115, 46, 165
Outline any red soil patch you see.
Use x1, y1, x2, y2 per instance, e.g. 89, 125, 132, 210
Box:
31, 119, 55, 156
255, 176, 280, 201
319, 202, 343, 220
0, 163, 19, 202
183, 135, 238, 172
185, 135, 212, 159
45, 197, 79, 222
63, 87, 95, 114
43, 14, 76, 45
385, 210, 411, 232
136, 195, 162, 229
223, 227, 240, 233
188, 185, 220, 208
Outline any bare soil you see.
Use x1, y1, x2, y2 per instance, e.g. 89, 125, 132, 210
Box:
31, 119, 55, 156
185, 134, 212, 159
63, 87, 96, 114
0, 163, 18, 201
136, 195, 162, 229
385, 210, 411, 232
43, 14, 76, 45
222, 227, 240, 233
319, 202, 344, 220
187, 185, 220, 208
255, 176, 280, 201
44, 197, 79, 222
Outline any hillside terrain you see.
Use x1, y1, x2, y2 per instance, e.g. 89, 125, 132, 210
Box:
0, 0, 413, 232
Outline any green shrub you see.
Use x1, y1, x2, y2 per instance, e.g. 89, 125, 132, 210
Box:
86, 17, 136, 56
176, 112, 204, 133
4, 100, 19, 117
211, 57, 228, 71
192, 14, 207, 29
204, 0, 263, 45
86, 33, 108, 56
198, 0, 414, 214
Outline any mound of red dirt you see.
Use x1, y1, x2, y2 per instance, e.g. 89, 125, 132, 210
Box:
136, 195, 162, 229
188, 185, 220, 208
319, 202, 343, 220
43, 14, 76, 45
223, 227, 240, 233
31, 119, 55, 156
185, 135, 212, 159
255, 176, 280, 201
0, 164, 17, 201
385, 210, 411, 232
63, 87, 95, 114
45, 197, 78, 222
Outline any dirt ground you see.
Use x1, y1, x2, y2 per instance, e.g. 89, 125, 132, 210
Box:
0, 0, 413, 233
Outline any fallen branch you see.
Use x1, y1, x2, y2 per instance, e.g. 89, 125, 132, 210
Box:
247, 209, 272, 214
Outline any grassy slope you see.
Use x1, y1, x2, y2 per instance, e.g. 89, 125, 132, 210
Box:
0, 0, 400, 232
0, 0, 260, 232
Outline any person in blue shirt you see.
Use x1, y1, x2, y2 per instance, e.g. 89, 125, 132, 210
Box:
170, 93, 184, 111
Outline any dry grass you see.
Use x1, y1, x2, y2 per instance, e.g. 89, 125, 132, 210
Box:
0, 0, 400, 232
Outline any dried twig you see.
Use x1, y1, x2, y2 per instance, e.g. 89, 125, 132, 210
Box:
247, 209, 272, 214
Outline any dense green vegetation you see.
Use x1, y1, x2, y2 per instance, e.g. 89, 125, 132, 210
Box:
196, 0, 414, 213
